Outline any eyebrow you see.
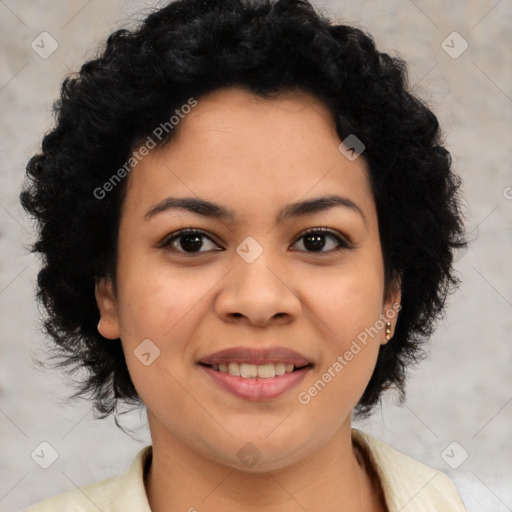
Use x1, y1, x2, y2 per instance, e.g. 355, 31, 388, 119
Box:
144, 194, 366, 226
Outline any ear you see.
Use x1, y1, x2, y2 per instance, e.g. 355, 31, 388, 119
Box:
95, 277, 121, 340
381, 273, 402, 345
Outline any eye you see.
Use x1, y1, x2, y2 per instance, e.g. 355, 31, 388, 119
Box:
291, 227, 350, 253
160, 227, 350, 255
160, 229, 222, 254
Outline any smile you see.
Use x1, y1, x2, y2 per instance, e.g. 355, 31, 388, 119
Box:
198, 363, 313, 401
201, 362, 311, 379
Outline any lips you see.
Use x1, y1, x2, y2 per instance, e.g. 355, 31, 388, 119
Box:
197, 346, 314, 400
198, 346, 313, 367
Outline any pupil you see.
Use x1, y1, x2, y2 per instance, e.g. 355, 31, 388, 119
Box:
304, 233, 325, 251
181, 234, 203, 252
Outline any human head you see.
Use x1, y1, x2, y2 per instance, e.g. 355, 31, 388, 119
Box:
20, 0, 466, 420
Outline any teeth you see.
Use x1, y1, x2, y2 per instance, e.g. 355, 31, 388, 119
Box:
212, 362, 302, 379
257, 364, 275, 378
240, 363, 258, 378
275, 363, 286, 376
228, 362, 240, 376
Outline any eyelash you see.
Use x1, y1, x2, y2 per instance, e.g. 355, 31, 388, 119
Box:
159, 227, 351, 255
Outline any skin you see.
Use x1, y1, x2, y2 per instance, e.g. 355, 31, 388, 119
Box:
95, 86, 401, 512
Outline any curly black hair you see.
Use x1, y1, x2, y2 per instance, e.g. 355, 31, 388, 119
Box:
20, 0, 467, 418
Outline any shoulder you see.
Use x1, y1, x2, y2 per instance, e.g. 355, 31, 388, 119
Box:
352, 429, 467, 512
23, 475, 120, 512
24, 446, 153, 512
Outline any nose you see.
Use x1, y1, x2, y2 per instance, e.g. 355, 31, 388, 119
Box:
214, 252, 302, 328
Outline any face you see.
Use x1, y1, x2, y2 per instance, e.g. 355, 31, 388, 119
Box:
96, 86, 401, 472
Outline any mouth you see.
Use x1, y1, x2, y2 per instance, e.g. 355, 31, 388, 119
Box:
197, 345, 314, 400
198, 345, 312, 368
197, 361, 313, 401
198, 361, 313, 379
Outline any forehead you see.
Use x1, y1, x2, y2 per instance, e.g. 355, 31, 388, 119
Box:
122, 86, 376, 226
167, 86, 337, 158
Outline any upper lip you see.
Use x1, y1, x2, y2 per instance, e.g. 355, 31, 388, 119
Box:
198, 346, 313, 367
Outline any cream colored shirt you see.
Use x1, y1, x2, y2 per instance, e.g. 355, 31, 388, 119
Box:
25, 429, 467, 511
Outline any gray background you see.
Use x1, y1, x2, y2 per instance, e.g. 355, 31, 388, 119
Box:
1, 1, 511, 510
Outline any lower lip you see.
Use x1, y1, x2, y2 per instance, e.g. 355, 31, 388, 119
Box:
199, 364, 312, 401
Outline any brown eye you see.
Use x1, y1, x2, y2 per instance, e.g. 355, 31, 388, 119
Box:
292, 228, 349, 253
161, 229, 221, 254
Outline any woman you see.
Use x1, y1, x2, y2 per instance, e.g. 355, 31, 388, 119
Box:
21, 0, 468, 510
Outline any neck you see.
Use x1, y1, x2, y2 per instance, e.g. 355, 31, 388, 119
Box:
144, 417, 384, 512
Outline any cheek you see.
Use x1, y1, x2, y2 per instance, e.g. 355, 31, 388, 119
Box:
114, 254, 220, 386
310, 257, 384, 343
302, 254, 384, 408
116, 271, 204, 410
116, 256, 207, 340
299, 276, 383, 419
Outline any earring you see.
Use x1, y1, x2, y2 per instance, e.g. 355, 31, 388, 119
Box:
385, 321, 392, 341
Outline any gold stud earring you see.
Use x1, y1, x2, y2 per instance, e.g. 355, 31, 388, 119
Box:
385, 321, 392, 341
